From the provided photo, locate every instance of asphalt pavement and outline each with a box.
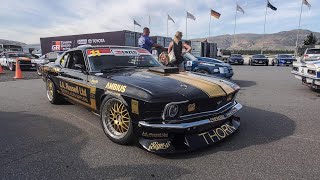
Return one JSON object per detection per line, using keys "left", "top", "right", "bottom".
{"left": 0, "top": 69, "right": 40, "bottom": 82}
{"left": 0, "top": 66, "right": 320, "bottom": 179}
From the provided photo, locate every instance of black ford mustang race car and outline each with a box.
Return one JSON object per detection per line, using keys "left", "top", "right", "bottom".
{"left": 42, "top": 45, "right": 242, "bottom": 154}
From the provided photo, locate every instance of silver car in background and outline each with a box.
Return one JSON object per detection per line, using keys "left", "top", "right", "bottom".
{"left": 302, "top": 48, "right": 320, "bottom": 62}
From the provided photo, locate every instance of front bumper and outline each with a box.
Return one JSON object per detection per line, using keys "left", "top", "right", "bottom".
{"left": 137, "top": 102, "right": 242, "bottom": 153}
{"left": 229, "top": 59, "right": 244, "bottom": 64}
{"left": 292, "top": 71, "right": 320, "bottom": 89}
{"left": 252, "top": 60, "right": 268, "bottom": 65}
{"left": 278, "top": 61, "right": 293, "bottom": 66}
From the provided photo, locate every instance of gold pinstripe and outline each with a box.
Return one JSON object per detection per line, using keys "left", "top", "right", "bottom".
{"left": 167, "top": 73, "right": 227, "bottom": 97}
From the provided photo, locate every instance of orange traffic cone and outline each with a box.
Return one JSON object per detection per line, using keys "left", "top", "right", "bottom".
{"left": 0, "top": 65, "right": 4, "bottom": 74}
{"left": 14, "top": 59, "right": 23, "bottom": 79}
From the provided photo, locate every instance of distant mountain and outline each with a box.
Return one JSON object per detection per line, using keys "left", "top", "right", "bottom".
{"left": 0, "top": 39, "right": 26, "bottom": 46}
{"left": 192, "top": 29, "right": 320, "bottom": 50}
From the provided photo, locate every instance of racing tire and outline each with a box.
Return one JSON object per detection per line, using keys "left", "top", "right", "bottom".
{"left": 8, "top": 62, "right": 15, "bottom": 71}
{"left": 265, "top": 62, "right": 268, "bottom": 66}
{"left": 46, "top": 78, "right": 64, "bottom": 104}
{"left": 196, "top": 69, "right": 210, "bottom": 74}
{"left": 100, "top": 97, "right": 134, "bottom": 145}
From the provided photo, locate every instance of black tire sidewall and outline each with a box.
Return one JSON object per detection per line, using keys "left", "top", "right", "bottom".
{"left": 100, "top": 97, "right": 134, "bottom": 145}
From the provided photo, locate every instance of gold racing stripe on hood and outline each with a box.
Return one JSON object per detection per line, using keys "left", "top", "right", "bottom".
{"left": 167, "top": 73, "right": 226, "bottom": 97}
{"left": 186, "top": 73, "right": 236, "bottom": 95}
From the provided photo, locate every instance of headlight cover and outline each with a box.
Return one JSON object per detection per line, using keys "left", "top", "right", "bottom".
{"left": 167, "top": 104, "right": 179, "bottom": 118}
{"left": 162, "top": 101, "right": 188, "bottom": 120}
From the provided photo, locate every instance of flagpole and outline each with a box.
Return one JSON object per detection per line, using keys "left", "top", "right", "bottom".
{"left": 233, "top": 4, "right": 238, "bottom": 54}
{"left": 295, "top": 0, "right": 304, "bottom": 57}
{"left": 209, "top": 12, "right": 211, "bottom": 41}
{"left": 262, "top": 1, "right": 268, "bottom": 54}
{"left": 186, "top": 12, "right": 188, "bottom": 40}
{"left": 167, "top": 14, "right": 169, "bottom": 37}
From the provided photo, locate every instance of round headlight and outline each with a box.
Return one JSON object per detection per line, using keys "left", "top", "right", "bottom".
{"left": 167, "top": 104, "right": 179, "bottom": 118}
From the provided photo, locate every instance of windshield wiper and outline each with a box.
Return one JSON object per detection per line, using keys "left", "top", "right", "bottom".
{"left": 137, "top": 65, "right": 156, "bottom": 68}
{"left": 100, "top": 66, "right": 136, "bottom": 72}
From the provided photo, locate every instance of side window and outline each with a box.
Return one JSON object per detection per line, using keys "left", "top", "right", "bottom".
{"left": 60, "top": 53, "right": 70, "bottom": 67}
{"left": 65, "top": 51, "right": 86, "bottom": 70}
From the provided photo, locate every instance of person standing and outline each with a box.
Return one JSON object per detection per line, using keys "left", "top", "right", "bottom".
{"left": 168, "top": 31, "right": 191, "bottom": 70}
{"left": 138, "top": 27, "right": 163, "bottom": 53}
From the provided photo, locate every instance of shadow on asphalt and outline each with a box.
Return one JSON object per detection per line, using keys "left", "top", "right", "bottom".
{"left": 163, "top": 106, "right": 296, "bottom": 159}
{"left": 232, "top": 80, "right": 256, "bottom": 88}
{"left": 0, "top": 111, "right": 190, "bottom": 179}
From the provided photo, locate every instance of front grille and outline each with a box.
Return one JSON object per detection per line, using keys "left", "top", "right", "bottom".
{"left": 18, "top": 61, "right": 31, "bottom": 65}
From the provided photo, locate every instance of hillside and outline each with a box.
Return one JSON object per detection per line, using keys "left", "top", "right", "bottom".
{"left": 193, "top": 29, "right": 320, "bottom": 50}
{"left": 0, "top": 39, "right": 26, "bottom": 46}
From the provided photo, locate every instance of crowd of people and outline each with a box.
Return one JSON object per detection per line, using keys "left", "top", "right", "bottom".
{"left": 138, "top": 27, "right": 191, "bottom": 71}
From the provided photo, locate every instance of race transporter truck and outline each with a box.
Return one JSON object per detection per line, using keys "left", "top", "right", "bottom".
{"left": 41, "top": 45, "right": 242, "bottom": 153}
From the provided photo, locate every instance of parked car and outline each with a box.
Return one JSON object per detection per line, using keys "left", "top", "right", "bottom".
{"left": 249, "top": 54, "right": 269, "bottom": 66}
{"left": 301, "top": 48, "right": 320, "bottom": 62}
{"left": 34, "top": 52, "right": 63, "bottom": 75}
{"left": 42, "top": 45, "right": 242, "bottom": 153}
{"left": 272, "top": 54, "right": 296, "bottom": 66}
{"left": 184, "top": 53, "right": 234, "bottom": 79}
{"left": 227, "top": 54, "right": 244, "bottom": 65}
{"left": 292, "top": 60, "right": 320, "bottom": 90}
{"left": 0, "top": 52, "right": 36, "bottom": 71}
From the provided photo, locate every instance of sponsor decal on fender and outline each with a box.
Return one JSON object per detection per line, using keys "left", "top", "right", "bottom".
{"left": 148, "top": 141, "right": 171, "bottom": 151}
{"left": 90, "top": 78, "right": 99, "bottom": 85}
{"left": 60, "top": 81, "right": 88, "bottom": 101}
{"left": 131, "top": 99, "right": 139, "bottom": 115}
{"left": 198, "top": 124, "right": 236, "bottom": 144}
{"left": 105, "top": 82, "right": 126, "bottom": 93}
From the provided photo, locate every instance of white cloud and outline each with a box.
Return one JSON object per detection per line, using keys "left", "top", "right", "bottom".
{"left": 0, "top": 0, "right": 319, "bottom": 44}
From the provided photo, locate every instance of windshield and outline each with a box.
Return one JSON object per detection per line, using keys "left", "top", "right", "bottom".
{"left": 306, "top": 49, "right": 320, "bottom": 54}
{"left": 253, "top": 55, "right": 266, "bottom": 58}
{"left": 89, "top": 55, "right": 161, "bottom": 72}
{"left": 231, "top": 54, "right": 242, "bottom": 57}
{"left": 278, "top": 55, "right": 292, "bottom": 58}
{"left": 8, "top": 53, "right": 33, "bottom": 58}
{"left": 183, "top": 53, "right": 197, "bottom": 61}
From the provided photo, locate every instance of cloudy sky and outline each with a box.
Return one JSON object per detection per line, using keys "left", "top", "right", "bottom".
{"left": 0, "top": 0, "right": 318, "bottom": 44}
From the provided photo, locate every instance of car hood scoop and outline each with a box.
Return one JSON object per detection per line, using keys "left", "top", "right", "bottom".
{"left": 148, "top": 66, "right": 179, "bottom": 74}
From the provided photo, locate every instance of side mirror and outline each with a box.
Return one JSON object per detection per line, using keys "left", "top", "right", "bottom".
{"left": 74, "top": 64, "right": 87, "bottom": 74}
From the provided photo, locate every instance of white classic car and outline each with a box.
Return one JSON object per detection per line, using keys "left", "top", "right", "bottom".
{"left": 292, "top": 60, "right": 320, "bottom": 90}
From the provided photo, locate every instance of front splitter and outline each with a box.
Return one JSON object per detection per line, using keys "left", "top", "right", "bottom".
{"left": 138, "top": 117, "right": 240, "bottom": 154}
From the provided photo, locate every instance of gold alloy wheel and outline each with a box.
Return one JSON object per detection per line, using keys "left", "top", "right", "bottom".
{"left": 103, "top": 99, "right": 131, "bottom": 139}
{"left": 46, "top": 79, "right": 54, "bottom": 101}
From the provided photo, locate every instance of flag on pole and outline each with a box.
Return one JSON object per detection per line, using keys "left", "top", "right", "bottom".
{"left": 303, "top": 0, "right": 311, "bottom": 9}
{"left": 210, "top": 9, "right": 221, "bottom": 19}
{"left": 168, "top": 14, "right": 175, "bottom": 23}
{"left": 187, "top": 12, "right": 196, "bottom": 20}
{"left": 134, "top": 20, "right": 141, "bottom": 27}
{"left": 236, "top": 4, "right": 245, "bottom": 14}
{"left": 267, "top": 1, "right": 277, "bottom": 11}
